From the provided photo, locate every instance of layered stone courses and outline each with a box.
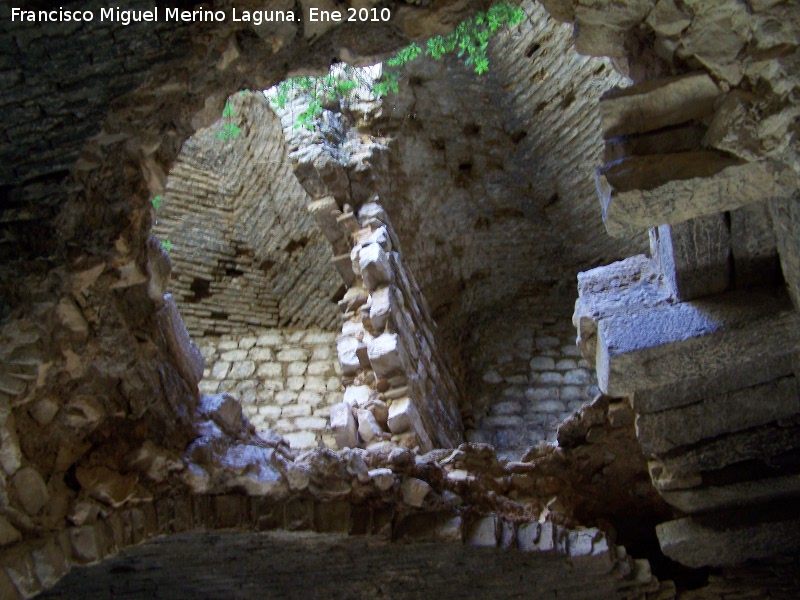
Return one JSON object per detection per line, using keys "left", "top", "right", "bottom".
{"left": 567, "top": 0, "right": 800, "bottom": 567}
{"left": 197, "top": 328, "right": 342, "bottom": 450}
{"left": 328, "top": 202, "right": 464, "bottom": 453}
{"left": 468, "top": 314, "right": 599, "bottom": 460}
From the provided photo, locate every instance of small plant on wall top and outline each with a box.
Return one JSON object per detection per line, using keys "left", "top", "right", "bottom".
{"left": 151, "top": 194, "right": 172, "bottom": 253}
{"left": 267, "top": 1, "right": 525, "bottom": 130}
{"left": 216, "top": 101, "right": 242, "bottom": 140}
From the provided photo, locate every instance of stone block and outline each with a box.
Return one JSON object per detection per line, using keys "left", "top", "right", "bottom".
{"left": 312, "top": 345, "right": 332, "bottom": 360}
{"left": 633, "top": 352, "right": 794, "bottom": 414}
{"left": 12, "top": 467, "right": 49, "bottom": 515}
{"left": 491, "top": 400, "right": 522, "bottom": 415}
{"left": 555, "top": 359, "right": 577, "bottom": 370}
{"left": 287, "top": 362, "right": 307, "bottom": 376}
{"left": 636, "top": 376, "right": 799, "bottom": 455}
{"left": 337, "top": 336, "right": 361, "bottom": 376}
{"left": 286, "top": 377, "right": 304, "bottom": 391}
{"left": 211, "top": 361, "right": 230, "bottom": 380}
{"left": 530, "top": 357, "right": 556, "bottom": 371}
{"left": 468, "top": 514, "right": 498, "bottom": 547}
{"left": 256, "top": 362, "right": 282, "bottom": 378}
{"left": 282, "top": 405, "right": 312, "bottom": 418}
{"left": 221, "top": 349, "right": 247, "bottom": 362}
{"left": 307, "top": 361, "right": 332, "bottom": 376}
{"left": 369, "top": 285, "right": 396, "bottom": 333}
{"left": 297, "top": 391, "right": 323, "bottom": 407}
{"left": 274, "top": 391, "right": 298, "bottom": 405}
{"left": 277, "top": 348, "right": 309, "bottom": 362}
{"left": 239, "top": 337, "right": 257, "bottom": 350}
{"left": 219, "top": 340, "right": 239, "bottom": 351}
{"left": 229, "top": 361, "right": 255, "bottom": 379}
{"left": 599, "top": 160, "right": 797, "bottom": 238}
{"left": 367, "top": 333, "right": 409, "bottom": 378}
{"left": 596, "top": 288, "right": 800, "bottom": 397}
{"left": 401, "top": 477, "right": 430, "bottom": 507}
{"left": 599, "top": 73, "right": 720, "bottom": 139}
{"left": 303, "top": 377, "right": 327, "bottom": 393}
{"left": 657, "top": 514, "right": 800, "bottom": 568}
{"left": 564, "top": 369, "right": 591, "bottom": 385}
{"left": 650, "top": 212, "right": 732, "bottom": 301}
{"left": 256, "top": 332, "right": 282, "bottom": 346}
{"left": 199, "top": 393, "right": 242, "bottom": 435}
{"left": 260, "top": 406, "right": 281, "bottom": 420}
{"left": 358, "top": 243, "right": 392, "bottom": 291}
{"left": 343, "top": 385, "right": 371, "bottom": 408}
{"left": 387, "top": 397, "right": 420, "bottom": 434}
{"left": 283, "top": 431, "right": 318, "bottom": 449}
{"left": 357, "top": 409, "right": 384, "bottom": 443}
{"left": 295, "top": 416, "right": 327, "bottom": 431}
{"left": 536, "top": 400, "right": 566, "bottom": 413}
{"left": 660, "top": 473, "right": 800, "bottom": 514}
{"left": 330, "top": 403, "right": 357, "bottom": 449}
{"left": 368, "top": 468, "right": 395, "bottom": 491}
{"left": 537, "top": 372, "right": 564, "bottom": 386}
{"left": 526, "top": 387, "right": 560, "bottom": 402}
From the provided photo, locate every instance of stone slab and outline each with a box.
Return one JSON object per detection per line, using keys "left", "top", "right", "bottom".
{"left": 632, "top": 352, "right": 794, "bottom": 414}
{"left": 599, "top": 160, "right": 797, "bottom": 238}
{"left": 599, "top": 72, "right": 720, "bottom": 138}
{"left": 659, "top": 473, "right": 800, "bottom": 513}
{"left": 596, "top": 287, "right": 800, "bottom": 397}
{"left": 636, "top": 376, "right": 799, "bottom": 455}
{"left": 657, "top": 514, "right": 800, "bottom": 568}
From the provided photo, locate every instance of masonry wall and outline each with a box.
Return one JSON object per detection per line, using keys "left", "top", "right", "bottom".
{"left": 197, "top": 328, "right": 343, "bottom": 450}
{"left": 465, "top": 288, "right": 599, "bottom": 460}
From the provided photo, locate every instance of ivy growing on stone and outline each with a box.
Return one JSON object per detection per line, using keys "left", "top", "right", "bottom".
{"left": 268, "top": 1, "right": 525, "bottom": 130}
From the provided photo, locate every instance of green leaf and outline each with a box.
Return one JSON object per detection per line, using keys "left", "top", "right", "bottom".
{"left": 161, "top": 239, "right": 172, "bottom": 253}
{"left": 151, "top": 195, "right": 162, "bottom": 210}
{"left": 222, "top": 102, "right": 235, "bottom": 118}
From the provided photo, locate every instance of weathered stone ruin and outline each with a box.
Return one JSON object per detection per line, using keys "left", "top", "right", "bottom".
{"left": 1, "top": 0, "right": 800, "bottom": 597}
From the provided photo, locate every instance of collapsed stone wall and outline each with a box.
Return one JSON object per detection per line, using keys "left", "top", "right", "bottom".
{"left": 197, "top": 328, "right": 343, "bottom": 450}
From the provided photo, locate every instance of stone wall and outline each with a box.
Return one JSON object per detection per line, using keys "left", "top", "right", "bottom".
{"left": 330, "top": 202, "right": 464, "bottom": 453}
{"left": 152, "top": 92, "right": 341, "bottom": 337}
{"left": 197, "top": 328, "right": 343, "bottom": 450}
{"left": 466, "top": 298, "right": 598, "bottom": 460}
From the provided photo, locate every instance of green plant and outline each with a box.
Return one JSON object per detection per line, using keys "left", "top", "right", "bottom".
{"left": 216, "top": 101, "right": 242, "bottom": 140}
{"left": 269, "top": 1, "right": 525, "bottom": 130}
{"left": 151, "top": 194, "right": 172, "bottom": 253}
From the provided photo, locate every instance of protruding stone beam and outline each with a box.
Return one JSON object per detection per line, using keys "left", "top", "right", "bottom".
{"left": 598, "top": 73, "right": 720, "bottom": 139}
{"left": 650, "top": 419, "right": 800, "bottom": 478}
{"left": 573, "top": 255, "right": 675, "bottom": 365}
{"left": 658, "top": 473, "right": 800, "bottom": 514}
{"left": 632, "top": 352, "right": 795, "bottom": 414}
{"left": 649, "top": 212, "right": 732, "bottom": 301}
{"left": 635, "top": 376, "right": 799, "bottom": 456}
{"left": 595, "top": 287, "right": 800, "bottom": 397}
{"left": 656, "top": 511, "right": 800, "bottom": 568}
{"left": 598, "top": 160, "right": 797, "bottom": 238}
